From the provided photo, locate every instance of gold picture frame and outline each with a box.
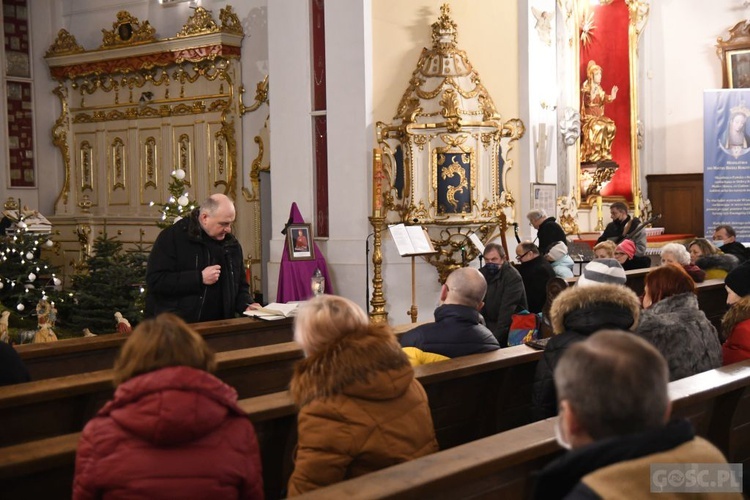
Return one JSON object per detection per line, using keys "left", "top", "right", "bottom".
{"left": 718, "top": 21, "right": 750, "bottom": 88}
{"left": 287, "top": 223, "right": 315, "bottom": 261}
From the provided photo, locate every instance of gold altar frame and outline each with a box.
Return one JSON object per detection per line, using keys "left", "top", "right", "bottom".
{"left": 570, "top": 0, "right": 649, "bottom": 209}
{"left": 717, "top": 22, "right": 750, "bottom": 89}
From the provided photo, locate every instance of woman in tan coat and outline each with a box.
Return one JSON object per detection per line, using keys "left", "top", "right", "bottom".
{"left": 287, "top": 295, "right": 438, "bottom": 496}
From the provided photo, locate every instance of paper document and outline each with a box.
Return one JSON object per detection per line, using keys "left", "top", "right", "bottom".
{"left": 388, "top": 224, "right": 436, "bottom": 256}
{"left": 244, "top": 302, "right": 299, "bottom": 319}
{"left": 468, "top": 232, "right": 485, "bottom": 254}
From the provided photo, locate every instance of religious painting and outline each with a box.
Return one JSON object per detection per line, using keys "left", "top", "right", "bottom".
{"left": 287, "top": 223, "right": 314, "bottom": 261}
{"left": 727, "top": 49, "right": 750, "bottom": 89}
{"left": 432, "top": 146, "right": 475, "bottom": 215}
{"left": 718, "top": 22, "right": 750, "bottom": 89}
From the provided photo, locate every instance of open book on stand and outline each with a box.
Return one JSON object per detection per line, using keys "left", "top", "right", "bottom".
{"left": 388, "top": 223, "right": 437, "bottom": 256}
{"left": 244, "top": 302, "right": 300, "bottom": 320}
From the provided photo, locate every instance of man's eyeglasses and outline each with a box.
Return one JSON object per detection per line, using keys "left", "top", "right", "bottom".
{"left": 516, "top": 250, "right": 531, "bottom": 262}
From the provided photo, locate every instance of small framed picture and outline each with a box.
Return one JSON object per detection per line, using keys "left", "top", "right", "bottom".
{"left": 287, "top": 223, "right": 315, "bottom": 261}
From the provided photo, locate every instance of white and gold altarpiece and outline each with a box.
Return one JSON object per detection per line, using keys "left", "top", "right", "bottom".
{"left": 44, "top": 7, "right": 265, "bottom": 287}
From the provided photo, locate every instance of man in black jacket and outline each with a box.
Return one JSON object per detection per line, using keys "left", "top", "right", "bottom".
{"left": 596, "top": 201, "right": 647, "bottom": 256}
{"left": 400, "top": 267, "right": 500, "bottom": 359}
{"left": 145, "top": 194, "right": 259, "bottom": 323}
{"left": 713, "top": 224, "right": 750, "bottom": 264}
{"left": 479, "top": 243, "right": 527, "bottom": 346}
{"left": 514, "top": 242, "right": 556, "bottom": 314}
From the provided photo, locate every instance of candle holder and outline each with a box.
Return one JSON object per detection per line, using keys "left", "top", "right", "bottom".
{"left": 595, "top": 217, "right": 604, "bottom": 231}
{"left": 368, "top": 215, "right": 388, "bottom": 324}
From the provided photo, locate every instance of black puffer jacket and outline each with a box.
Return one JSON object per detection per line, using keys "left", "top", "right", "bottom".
{"left": 531, "top": 284, "right": 641, "bottom": 421}
{"left": 145, "top": 209, "right": 252, "bottom": 323}
{"left": 400, "top": 304, "right": 500, "bottom": 358}
{"left": 479, "top": 261, "right": 527, "bottom": 346}
{"left": 516, "top": 256, "right": 556, "bottom": 314}
{"left": 696, "top": 252, "right": 739, "bottom": 277}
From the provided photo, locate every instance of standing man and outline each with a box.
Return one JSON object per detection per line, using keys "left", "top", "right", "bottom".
{"left": 479, "top": 243, "right": 527, "bottom": 346}
{"left": 515, "top": 242, "right": 556, "bottom": 314}
{"left": 713, "top": 224, "right": 750, "bottom": 263}
{"left": 146, "top": 194, "right": 259, "bottom": 323}
{"left": 596, "top": 201, "right": 647, "bottom": 257}
{"left": 527, "top": 209, "right": 574, "bottom": 278}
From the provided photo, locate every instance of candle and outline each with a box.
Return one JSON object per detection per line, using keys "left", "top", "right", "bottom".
{"left": 373, "top": 149, "right": 383, "bottom": 217}
{"left": 596, "top": 195, "right": 603, "bottom": 219}
{"left": 633, "top": 193, "right": 641, "bottom": 218}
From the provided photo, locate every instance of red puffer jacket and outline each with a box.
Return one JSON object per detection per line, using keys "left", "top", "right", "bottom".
{"left": 73, "top": 366, "right": 263, "bottom": 499}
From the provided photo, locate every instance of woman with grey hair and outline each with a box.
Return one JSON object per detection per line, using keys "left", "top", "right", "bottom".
{"left": 660, "top": 242, "right": 705, "bottom": 282}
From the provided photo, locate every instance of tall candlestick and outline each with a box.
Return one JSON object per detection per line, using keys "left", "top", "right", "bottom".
{"left": 596, "top": 195, "right": 603, "bottom": 219}
{"left": 372, "top": 149, "right": 383, "bottom": 217}
{"left": 633, "top": 193, "right": 641, "bottom": 218}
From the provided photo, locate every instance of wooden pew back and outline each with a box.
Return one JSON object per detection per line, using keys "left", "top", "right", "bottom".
{"left": 16, "top": 317, "right": 295, "bottom": 380}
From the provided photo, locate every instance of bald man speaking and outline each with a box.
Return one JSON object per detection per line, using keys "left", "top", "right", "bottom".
{"left": 146, "top": 194, "right": 259, "bottom": 323}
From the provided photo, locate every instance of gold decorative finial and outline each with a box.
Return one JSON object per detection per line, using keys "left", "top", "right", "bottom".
{"left": 431, "top": 3, "right": 458, "bottom": 49}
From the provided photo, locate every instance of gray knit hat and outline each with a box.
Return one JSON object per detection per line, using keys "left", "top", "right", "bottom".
{"left": 577, "top": 258, "right": 627, "bottom": 287}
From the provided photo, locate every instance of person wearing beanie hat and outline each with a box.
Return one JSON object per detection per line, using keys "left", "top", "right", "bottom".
{"left": 577, "top": 259, "right": 627, "bottom": 287}
{"left": 614, "top": 239, "right": 651, "bottom": 271}
{"left": 721, "top": 263, "right": 750, "bottom": 365}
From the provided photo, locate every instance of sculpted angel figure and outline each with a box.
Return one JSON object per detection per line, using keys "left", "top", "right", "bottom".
{"left": 581, "top": 60, "right": 618, "bottom": 163}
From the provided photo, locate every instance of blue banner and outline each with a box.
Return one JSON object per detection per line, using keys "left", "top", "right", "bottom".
{"left": 704, "top": 90, "right": 750, "bottom": 242}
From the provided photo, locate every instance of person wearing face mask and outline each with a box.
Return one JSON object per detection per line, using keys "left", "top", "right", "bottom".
{"left": 596, "top": 201, "right": 647, "bottom": 257}
{"left": 534, "top": 330, "right": 736, "bottom": 500}
{"left": 721, "top": 264, "right": 750, "bottom": 365}
{"left": 478, "top": 243, "right": 527, "bottom": 346}
{"left": 712, "top": 224, "right": 750, "bottom": 264}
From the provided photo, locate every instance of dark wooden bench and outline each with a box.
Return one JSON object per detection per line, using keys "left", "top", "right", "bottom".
{"left": 0, "top": 345, "right": 543, "bottom": 500}
{"left": 0, "top": 322, "right": 422, "bottom": 448}
{"left": 292, "top": 360, "right": 750, "bottom": 499}
{"left": 16, "top": 317, "right": 295, "bottom": 380}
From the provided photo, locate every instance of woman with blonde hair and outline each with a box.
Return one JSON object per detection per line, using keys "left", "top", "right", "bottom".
{"left": 687, "top": 237, "right": 738, "bottom": 279}
{"left": 73, "top": 313, "right": 263, "bottom": 499}
{"left": 288, "top": 295, "right": 438, "bottom": 495}
{"left": 593, "top": 240, "right": 616, "bottom": 259}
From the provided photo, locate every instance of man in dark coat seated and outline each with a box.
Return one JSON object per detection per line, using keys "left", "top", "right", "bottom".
{"left": 713, "top": 224, "right": 750, "bottom": 264}
{"left": 534, "top": 331, "right": 737, "bottom": 499}
{"left": 596, "top": 201, "right": 647, "bottom": 257}
{"left": 514, "top": 242, "right": 555, "bottom": 314}
{"left": 478, "top": 243, "right": 527, "bottom": 346}
{"left": 400, "top": 267, "right": 500, "bottom": 361}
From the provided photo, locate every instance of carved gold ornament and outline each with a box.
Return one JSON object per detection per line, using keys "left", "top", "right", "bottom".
{"left": 46, "top": 30, "right": 85, "bottom": 57}
{"left": 101, "top": 11, "right": 156, "bottom": 48}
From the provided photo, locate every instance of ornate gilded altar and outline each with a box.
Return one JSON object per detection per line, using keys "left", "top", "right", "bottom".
{"left": 371, "top": 4, "right": 524, "bottom": 313}
{"left": 44, "top": 7, "right": 257, "bottom": 283}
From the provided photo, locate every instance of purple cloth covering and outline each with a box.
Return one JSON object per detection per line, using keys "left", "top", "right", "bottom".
{"left": 277, "top": 203, "right": 333, "bottom": 302}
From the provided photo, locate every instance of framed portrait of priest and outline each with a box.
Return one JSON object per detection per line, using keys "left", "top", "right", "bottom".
{"left": 287, "top": 223, "right": 315, "bottom": 261}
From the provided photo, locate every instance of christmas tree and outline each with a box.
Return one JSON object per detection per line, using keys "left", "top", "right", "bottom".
{"left": 151, "top": 168, "right": 196, "bottom": 228}
{"left": 62, "top": 233, "right": 147, "bottom": 334}
{"left": 0, "top": 216, "right": 63, "bottom": 319}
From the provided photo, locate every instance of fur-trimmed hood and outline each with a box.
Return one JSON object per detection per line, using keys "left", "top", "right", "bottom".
{"left": 721, "top": 295, "right": 750, "bottom": 341}
{"left": 290, "top": 325, "right": 412, "bottom": 408}
{"left": 550, "top": 283, "right": 641, "bottom": 334}
{"left": 696, "top": 253, "right": 739, "bottom": 273}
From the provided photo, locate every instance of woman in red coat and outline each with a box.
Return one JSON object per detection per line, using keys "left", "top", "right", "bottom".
{"left": 73, "top": 313, "right": 264, "bottom": 499}
{"left": 722, "top": 264, "right": 750, "bottom": 365}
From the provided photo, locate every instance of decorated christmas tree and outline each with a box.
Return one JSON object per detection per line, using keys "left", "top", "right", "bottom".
{"left": 151, "top": 168, "right": 197, "bottom": 228}
{"left": 0, "top": 211, "right": 63, "bottom": 319}
{"left": 62, "top": 233, "right": 147, "bottom": 334}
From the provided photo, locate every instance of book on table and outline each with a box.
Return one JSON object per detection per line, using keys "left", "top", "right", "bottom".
{"left": 244, "top": 302, "right": 300, "bottom": 320}
{"left": 388, "top": 223, "right": 437, "bottom": 257}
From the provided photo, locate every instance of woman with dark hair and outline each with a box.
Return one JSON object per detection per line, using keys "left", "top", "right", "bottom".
{"left": 73, "top": 313, "right": 263, "bottom": 499}
{"left": 687, "top": 237, "right": 738, "bottom": 279}
{"left": 288, "top": 295, "right": 438, "bottom": 495}
{"left": 722, "top": 264, "right": 750, "bottom": 365}
{"left": 636, "top": 265, "right": 722, "bottom": 380}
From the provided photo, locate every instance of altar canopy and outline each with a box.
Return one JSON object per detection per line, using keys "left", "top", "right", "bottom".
{"left": 276, "top": 203, "right": 333, "bottom": 302}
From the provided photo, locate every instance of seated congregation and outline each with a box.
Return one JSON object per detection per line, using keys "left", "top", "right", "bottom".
{"left": 3, "top": 232, "right": 750, "bottom": 498}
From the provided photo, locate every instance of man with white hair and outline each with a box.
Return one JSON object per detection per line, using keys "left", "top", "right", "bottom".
{"left": 534, "top": 330, "right": 737, "bottom": 499}
{"left": 400, "top": 267, "right": 500, "bottom": 362}
{"left": 527, "top": 209, "right": 574, "bottom": 278}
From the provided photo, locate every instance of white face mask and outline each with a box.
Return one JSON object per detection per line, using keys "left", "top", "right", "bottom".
{"left": 554, "top": 416, "right": 572, "bottom": 450}
{"left": 714, "top": 239, "right": 725, "bottom": 248}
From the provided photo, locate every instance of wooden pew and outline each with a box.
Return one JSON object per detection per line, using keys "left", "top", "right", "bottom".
{"left": 0, "top": 322, "right": 422, "bottom": 448}
{"left": 0, "top": 345, "right": 543, "bottom": 500}
{"left": 16, "top": 317, "right": 295, "bottom": 380}
{"left": 0, "top": 341, "right": 304, "bottom": 448}
{"left": 291, "top": 360, "right": 750, "bottom": 499}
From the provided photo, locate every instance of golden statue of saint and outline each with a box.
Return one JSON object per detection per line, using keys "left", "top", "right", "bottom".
{"left": 581, "top": 60, "right": 618, "bottom": 163}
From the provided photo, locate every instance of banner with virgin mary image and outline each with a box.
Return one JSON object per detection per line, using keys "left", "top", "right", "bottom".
{"left": 704, "top": 89, "right": 750, "bottom": 241}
